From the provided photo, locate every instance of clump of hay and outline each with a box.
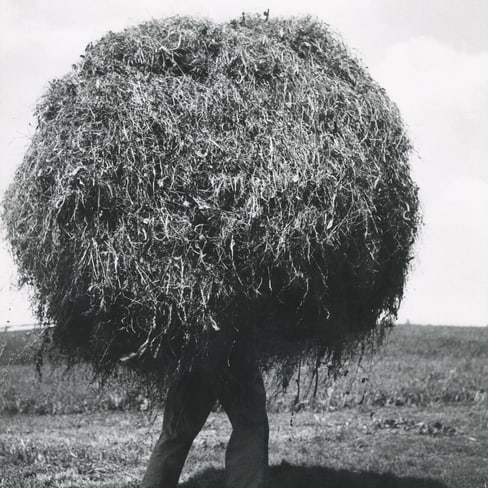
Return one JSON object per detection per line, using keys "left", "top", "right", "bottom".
{"left": 2, "top": 15, "right": 419, "bottom": 381}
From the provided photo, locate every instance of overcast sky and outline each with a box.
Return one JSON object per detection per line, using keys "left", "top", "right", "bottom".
{"left": 1, "top": 0, "right": 487, "bottom": 327}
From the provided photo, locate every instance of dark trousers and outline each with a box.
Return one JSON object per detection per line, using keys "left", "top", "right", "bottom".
{"left": 141, "top": 348, "right": 269, "bottom": 488}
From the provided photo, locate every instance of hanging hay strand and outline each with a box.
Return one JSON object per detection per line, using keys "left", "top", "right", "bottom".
{"left": 2, "top": 15, "right": 420, "bottom": 380}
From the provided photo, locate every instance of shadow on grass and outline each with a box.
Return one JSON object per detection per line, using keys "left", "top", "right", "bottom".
{"left": 180, "top": 461, "right": 447, "bottom": 488}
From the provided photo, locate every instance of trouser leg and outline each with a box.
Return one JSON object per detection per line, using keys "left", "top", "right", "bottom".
{"left": 141, "top": 366, "right": 217, "bottom": 488}
{"left": 219, "top": 351, "right": 269, "bottom": 488}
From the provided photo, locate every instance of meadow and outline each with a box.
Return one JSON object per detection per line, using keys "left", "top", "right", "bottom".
{"left": 1, "top": 324, "right": 487, "bottom": 487}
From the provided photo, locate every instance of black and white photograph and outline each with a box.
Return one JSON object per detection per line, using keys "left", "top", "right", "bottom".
{"left": 1, "top": 1, "right": 487, "bottom": 487}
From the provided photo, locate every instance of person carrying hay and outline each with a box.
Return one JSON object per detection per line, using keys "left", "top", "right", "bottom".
{"left": 142, "top": 339, "right": 269, "bottom": 488}
{"left": 2, "top": 15, "right": 419, "bottom": 488}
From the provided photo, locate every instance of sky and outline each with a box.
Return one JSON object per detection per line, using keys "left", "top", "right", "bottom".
{"left": 0, "top": 0, "right": 487, "bottom": 327}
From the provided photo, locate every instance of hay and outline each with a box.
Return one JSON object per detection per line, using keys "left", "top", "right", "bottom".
{"left": 2, "top": 15, "right": 419, "bottom": 379}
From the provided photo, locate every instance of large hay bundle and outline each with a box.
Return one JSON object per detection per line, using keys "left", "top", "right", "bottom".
{"left": 3, "top": 15, "right": 419, "bottom": 378}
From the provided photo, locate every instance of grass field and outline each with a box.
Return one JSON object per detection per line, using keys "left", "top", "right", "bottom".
{"left": 1, "top": 324, "right": 487, "bottom": 487}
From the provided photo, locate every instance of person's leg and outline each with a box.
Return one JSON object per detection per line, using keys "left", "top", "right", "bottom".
{"left": 141, "top": 365, "right": 217, "bottom": 488}
{"left": 218, "top": 348, "right": 269, "bottom": 488}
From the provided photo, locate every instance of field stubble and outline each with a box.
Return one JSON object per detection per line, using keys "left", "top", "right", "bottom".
{"left": 1, "top": 325, "right": 487, "bottom": 487}
{"left": 1, "top": 406, "right": 487, "bottom": 487}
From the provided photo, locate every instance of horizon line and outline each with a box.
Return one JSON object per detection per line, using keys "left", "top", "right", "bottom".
{"left": 1, "top": 322, "right": 486, "bottom": 333}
